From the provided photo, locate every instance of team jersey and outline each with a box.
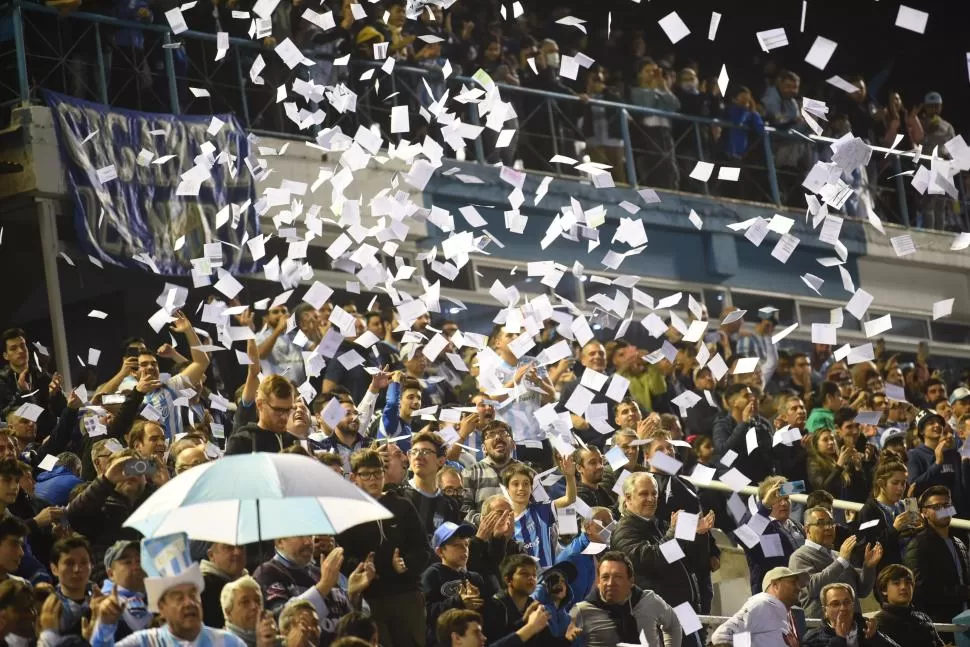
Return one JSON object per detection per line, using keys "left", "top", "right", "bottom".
{"left": 513, "top": 501, "right": 559, "bottom": 568}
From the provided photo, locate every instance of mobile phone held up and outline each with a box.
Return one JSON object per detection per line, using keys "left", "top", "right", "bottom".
{"left": 779, "top": 480, "right": 806, "bottom": 496}
{"left": 123, "top": 458, "right": 158, "bottom": 478}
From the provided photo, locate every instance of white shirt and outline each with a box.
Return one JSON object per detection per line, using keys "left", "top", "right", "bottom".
{"left": 710, "top": 592, "right": 794, "bottom": 647}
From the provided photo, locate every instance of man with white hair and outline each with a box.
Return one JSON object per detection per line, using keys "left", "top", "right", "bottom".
{"left": 610, "top": 472, "right": 713, "bottom": 644}
{"left": 221, "top": 576, "right": 263, "bottom": 647}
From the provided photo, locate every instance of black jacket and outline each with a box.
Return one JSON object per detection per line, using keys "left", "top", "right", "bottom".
{"left": 904, "top": 526, "right": 970, "bottom": 623}
{"left": 873, "top": 605, "right": 945, "bottom": 647}
{"left": 336, "top": 490, "right": 431, "bottom": 600}
{"left": 403, "top": 484, "right": 462, "bottom": 543}
{"left": 711, "top": 413, "right": 774, "bottom": 484}
{"left": 468, "top": 535, "right": 523, "bottom": 598}
{"left": 652, "top": 473, "right": 719, "bottom": 572}
{"left": 225, "top": 424, "right": 300, "bottom": 455}
{"left": 855, "top": 498, "right": 912, "bottom": 575}
{"left": 65, "top": 477, "right": 155, "bottom": 583}
{"left": 420, "top": 563, "right": 487, "bottom": 646}
{"left": 575, "top": 482, "right": 616, "bottom": 515}
{"left": 802, "top": 613, "right": 901, "bottom": 647}
{"left": 609, "top": 513, "right": 699, "bottom": 610}
{"left": 0, "top": 364, "right": 66, "bottom": 438}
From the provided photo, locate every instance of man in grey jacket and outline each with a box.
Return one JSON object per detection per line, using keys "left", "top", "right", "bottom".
{"left": 570, "top": 551, "right": 682, "bottom": 647}
{"left": 788, "top": 507, "right": 882, "bottom": 617}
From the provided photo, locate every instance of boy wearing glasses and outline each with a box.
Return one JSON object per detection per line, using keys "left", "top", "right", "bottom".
{"left": 404, "top": 432, "right": 462, "bottom": 542}
{"left": 339, "top": 449, "right": 431, "bottom": 647}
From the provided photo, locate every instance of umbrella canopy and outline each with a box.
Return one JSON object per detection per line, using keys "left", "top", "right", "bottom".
{"left": 124, "top": 453, "right": 392, "bottom": 544}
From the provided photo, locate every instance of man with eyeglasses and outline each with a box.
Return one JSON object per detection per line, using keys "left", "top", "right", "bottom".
{"left": 461, "top": 422, "right": 521, "bottom": 525}
{"left": 339, "top": 449, "right": 431, "bottom": 647}
{"left": 404, "top": 432, "right": 462, "bottom": 542}
{"left": 904, "top": 485, "right": 970, "bottom": 633}
{"left": 226, "top": 375, "right": 301, "bottom": 455}
{"left": 789, "top": 507, "right": 881, "bottom": 618}
{"left": 802, "top": 583, "right": 898, "bottom": 647}
{"left": 255, "top": 304, "right": 306, "bottom": 386}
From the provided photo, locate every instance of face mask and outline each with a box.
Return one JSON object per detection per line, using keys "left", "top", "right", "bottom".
{"left": 545, "top": 52, "right": 560, "bottom": 68}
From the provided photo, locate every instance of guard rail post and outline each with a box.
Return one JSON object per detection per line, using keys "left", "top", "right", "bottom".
{"left": 234, "top": 49, "right": 251, "bottom": 127}
{"left": 162, "top": 32, "right": 180, "bottom": 115}
{"left": 892, "top": 155, "right": 910, "bottom": 228}
{"left": 93, "top": 23, "right": 109, "bottom": 104}
{"left": 763, "top": 129, "right": 782, "bottom": 205}
{"left": 13, "top": 0, "right": 30, "bottom": 104}
{"left": 619, "top": 107, "right": 637, "bottom": 188}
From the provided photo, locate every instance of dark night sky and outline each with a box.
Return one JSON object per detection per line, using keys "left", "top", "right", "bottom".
{"left": 527, "top": 0, "right": 966, "bottom": 134}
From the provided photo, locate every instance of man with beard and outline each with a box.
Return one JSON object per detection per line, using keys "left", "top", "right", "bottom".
{"left": 569, "top": 551, "right": 682, "bottom": 647}
{"left": 317, "top": 394, "right": 368, "bottom": 475}
{"left": 462, "top": 422, "right": 521, "bottom": 525}
{"left": 131, "top": 310, "right": 210, "bottom": 440}
{"left": 88, "top": 534, "right": 245, "bottom": 647}
{"left": 773, "top": 393, "right": 810, "bottom": 520}
{"left": 200, "top": 543, "right": 247, "bottom": 627}
{"left": 446, "top": 396, "right": 495, "bottom": 467}
{"left": 405, "top": 432, "right": 462, "bottom": 542}
{"left": 573, "top": 447, "right": 616, "bottom": 511}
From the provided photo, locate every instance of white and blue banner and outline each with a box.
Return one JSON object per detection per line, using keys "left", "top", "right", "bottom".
{"left": 44, "top": 90, "right": 260, "bottom": 275}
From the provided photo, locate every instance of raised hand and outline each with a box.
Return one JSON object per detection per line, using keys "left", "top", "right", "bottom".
{"left": 392, "top": 547, "right": 407, "bottom": 574}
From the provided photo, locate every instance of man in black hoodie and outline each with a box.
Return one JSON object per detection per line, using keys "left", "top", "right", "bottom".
{"left": 573, "top": 448, "right": 616, "bottom": 513}
{"left": 225, "top": 375, "right": 307, "bottom": 455}
{"left": 338, "top": 448, "right": 431, "bottom": 647}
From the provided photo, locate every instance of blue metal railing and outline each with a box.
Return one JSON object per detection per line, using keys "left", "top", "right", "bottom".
{"left": 4, "top": 0, "right": 968, "bottom": 230}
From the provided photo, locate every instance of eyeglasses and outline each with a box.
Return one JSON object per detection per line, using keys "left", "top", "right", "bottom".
{"left": 825, "top": 599, "right": 854, "bottom": 608}
{"left": 442, "top": 487, "right": 467, "bottom": 497}
{"left": 485, "top": 431, "right": 511, "bottom": 440}
{"left": 809, "top": 520, "right": 836, "bottom": 528}
{"left": 264, "top": 404, "right": 294, "bottom": 416}
{"left": 923, "top": 502, "right": 951, "bottom": 511}
{"left": 409, "top": 448, "right": 437, "bottom": 457}
{"left": 354, "top": 470, "right": 384, "bottom": 480}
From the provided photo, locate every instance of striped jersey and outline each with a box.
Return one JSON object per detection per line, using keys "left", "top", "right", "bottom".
{"left": 513, "top": 502, "right": 558, "bottom": 568}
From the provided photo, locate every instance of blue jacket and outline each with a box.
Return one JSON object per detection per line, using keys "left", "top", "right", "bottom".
{"left": 115, "top": 0, "right": 153, "bottom": 49}
{"left": 907, "top": 443, "right": 969, "bottom": 515}
{"left": 721, "top": 104, "right": 765, "bottom": 159}
{"left": 552, "top": 534, "right": 596, "bottom": 605}
{"left": 380, "top": 381, "right": 413, "bottom": 452}
{"left": 533, "top": 578, "right": 576, "bottom": 642}
{"left": 35, "top": 467, "right": 84, "bottom": 506}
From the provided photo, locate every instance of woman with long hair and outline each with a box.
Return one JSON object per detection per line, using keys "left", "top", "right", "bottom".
{"left": 855, "top": 460, "right": 922, "bottom": 577}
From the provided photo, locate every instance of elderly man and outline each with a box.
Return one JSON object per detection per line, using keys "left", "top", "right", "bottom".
{"left": 569, "top": 551, "right": 681, "bottom": 647}
{"left": 201, "top": 543, "right": 247, "bottom": 627}
{"left": 220, "top": 575, "right": 263, "bottom": 647}
{"left": 711, "top": 566, "right": 807, "bottom": 647}
{"left": 802, "top": 583, "right": 899, "bottom": 647}
{"left": 789, "top": 506, "right": 881, "bottom": 617}
{"left": 88, "top": 533, "right": 246, "bottom": 647}
{"left": 467, "top": 494, "right": 520, "bottom": 597}
{"left": 610, "top": 472, "right": 713, "bottom": 647}
{"left": 175, "top": 447, "right": 208, "bottom": 475}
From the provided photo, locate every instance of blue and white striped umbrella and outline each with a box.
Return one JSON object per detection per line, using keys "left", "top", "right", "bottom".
{"left": 124, "top": 453, "right": 392, "bottom": 545}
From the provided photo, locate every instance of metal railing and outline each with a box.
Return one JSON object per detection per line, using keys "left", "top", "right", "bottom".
{"left": 3, "top": 0, "right": 968, "bottom": 230}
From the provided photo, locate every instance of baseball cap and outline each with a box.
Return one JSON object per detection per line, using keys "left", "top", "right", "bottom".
{"left": 432, "top": 522, "right": 475, "bottom": 550}
{"left": 762, "top": 566, "right": 810, "bottom": 591}
{"left": 915, "top": 409, "right": 945, "bottom": 433}
{"left": 540, "top": 561, "right": 577, "bottom": 584}
{"left": 879, "top": 427, "right": 906, "bottom": 448}
{"left": 103, "top": 540, "right": 140, "bottom": 572}
{"left": 924, "top": 91, "right": 943, "bottom": 105}
{"left": 949, "top": 387, "right": 970, "bottom": 405}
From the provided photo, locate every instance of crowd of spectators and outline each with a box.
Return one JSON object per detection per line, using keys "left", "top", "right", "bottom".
{"left": 13, "top": 0, "right": 968, "bottom": 230}
{"left": 3, "top": 289, "right": 970, "bottom": 647}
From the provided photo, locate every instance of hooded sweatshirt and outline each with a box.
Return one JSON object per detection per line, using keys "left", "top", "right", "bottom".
{"left": 35, "top": 467, "right": 84, "bottom": 507}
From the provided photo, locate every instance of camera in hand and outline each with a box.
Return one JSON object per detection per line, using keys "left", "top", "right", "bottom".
{"left": 123, "top": 458, "right": 158, "bottom": 477}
